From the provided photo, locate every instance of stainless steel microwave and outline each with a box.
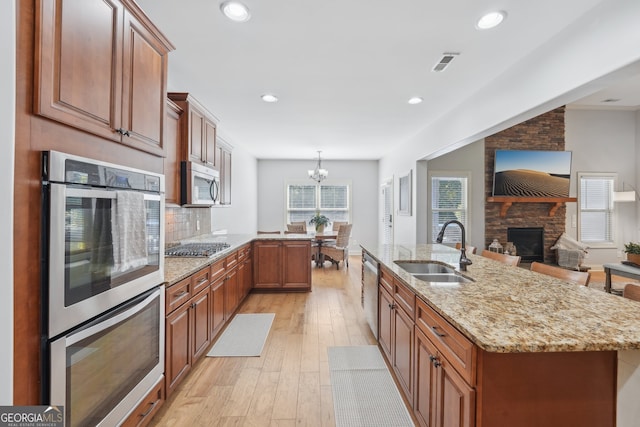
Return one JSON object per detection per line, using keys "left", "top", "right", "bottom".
{"left": 181, "top": 161, "right": 220, "bottom": 206}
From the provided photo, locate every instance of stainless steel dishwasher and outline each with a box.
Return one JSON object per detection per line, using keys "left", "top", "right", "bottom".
{"left": 362, "top": 252, "right": 379, "bottom": 339}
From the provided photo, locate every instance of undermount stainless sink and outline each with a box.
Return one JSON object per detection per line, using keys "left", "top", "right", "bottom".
{"left": 412, "top": 273, "right": 473, "bottom": 283}
{"left": 394, "top": 261, "right": 456, "bottom": 275}
{"left": 394, "top": 261, "right": 474, "bottom": 283}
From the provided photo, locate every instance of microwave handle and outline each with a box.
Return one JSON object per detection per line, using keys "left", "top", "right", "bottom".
{"left": 210, "top": 179, "right": 219, "bottom": 203}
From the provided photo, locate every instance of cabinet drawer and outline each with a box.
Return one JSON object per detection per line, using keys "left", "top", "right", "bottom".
{"left": 237, "top": 244, "right": 250, "bottom": 261}
{"left": 415, "top": 298, "right": 476, "bottom": 384}
{"left": 209, "top": 258, "right": 226, "bottom": 282}
{"left": 394, "top": 280, "right": 416, "bottom": 320}
{"left": 379, "top": 265, "right": 394, "bottom": 294}
{"left": 166, "top": 277, "right": 191, "bottom": 314}
{"left": 191, "top": 267, "right": 211, "bottom": 295}
{"left": 120, "top": 376, "right": 165, "bottom": 427}
{"left": 226, "top": 251, "right": 238, "bottom": 269}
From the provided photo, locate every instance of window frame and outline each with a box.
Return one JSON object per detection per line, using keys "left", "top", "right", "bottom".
{"left": 577, "top": 172, "right": 617, "bottom": 248}
{"left": 285, "top": 179, "right": 352, "bottom": 227}
{"left": 428, "top": 171, "right": 471, "bottom": 244}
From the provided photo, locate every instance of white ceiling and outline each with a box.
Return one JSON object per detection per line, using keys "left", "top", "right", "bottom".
{"left": 135, "top": 0, "right": 638, "bottom": 160}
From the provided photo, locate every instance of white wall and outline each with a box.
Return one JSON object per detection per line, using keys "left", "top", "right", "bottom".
{"left": 379, "top": 0, "right": 640, "bottom": 246}
{"left": 210, "top": 145, "right": 258, "bottom": 233}
{"left": 565, "top": 108, "right": 639, "bottom": 267}
{"left": 426, "top": 140, "right": 486, "bottom": 248}
{"left": 257, "top": 159, "right": 379, "bottom": 251}
{"left": 1, "top": 0, "right": 15, "bottom": 404}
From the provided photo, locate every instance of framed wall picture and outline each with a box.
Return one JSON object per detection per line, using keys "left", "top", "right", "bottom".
{"left": 398, "top": 170, "right": 412, "bottom": 216}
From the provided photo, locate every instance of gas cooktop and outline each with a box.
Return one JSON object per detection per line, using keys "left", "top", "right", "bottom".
{"left": 165, "top": 242, "right": 231, "bottom": 257}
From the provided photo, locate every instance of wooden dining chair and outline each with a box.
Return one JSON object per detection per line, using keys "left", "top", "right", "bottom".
{"left": 332, "top": 221, "right": 347, "bottom": 232}
{"left": 530, "top": 262, "right": 591, "bottom": 286}
{"left": 623, "top": 283, "right": 640, "bottom": 302}
{"left": 455, "top": 242, "right": 477, "bottom": 255}
{"left": 286, "top": 223, "right": 306, "bottom": 233}
{"left": 289, "top": 221, "right": 307, "bottom": 232}
{"left": 319, "top": 224, "right": 352, "bottom": 269}
{"left": 480, "top": 250, "right": 521, "bottom": 266}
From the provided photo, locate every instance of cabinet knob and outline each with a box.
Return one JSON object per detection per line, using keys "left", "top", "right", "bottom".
{"left": 433, "top": 360, "right": 442, "bottom": 368}
{"left": 116, "top": 128, "right": 131, "bottom": 136}
{"left": 429, "top": 355, "right": 436, "bottom": 362}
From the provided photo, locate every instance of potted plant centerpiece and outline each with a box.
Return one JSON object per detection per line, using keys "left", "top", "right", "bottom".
{"left": 309, "top": 213, "right": 330, "bottom": 233}
{"left": 624, "top": 242, "right": 640, "bottom": 265}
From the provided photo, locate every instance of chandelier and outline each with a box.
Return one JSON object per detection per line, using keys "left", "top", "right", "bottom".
{"left": 308, "top": 150, "right": 328, "bottom": 183}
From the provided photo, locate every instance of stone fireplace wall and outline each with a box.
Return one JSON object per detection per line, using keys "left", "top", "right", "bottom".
{"left": 484, "top": 107, "right": 566, "bottom": 264}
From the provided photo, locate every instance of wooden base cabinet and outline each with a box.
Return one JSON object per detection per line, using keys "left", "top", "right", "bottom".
{"left": 415, "top": 328, "right": 475, "bottom": 427}
{"left": 253, "top": 240, "right": 311, "bottom": 291}
{"left": 165, "top": 266, "right": 212, "bottom": 397}
{"left": 378, "top": 266, "right": 414, "bottom": 401}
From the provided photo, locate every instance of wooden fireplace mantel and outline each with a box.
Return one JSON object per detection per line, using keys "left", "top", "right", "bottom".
{"left": 487, "top": 196, "right": 578, "bottom": 218}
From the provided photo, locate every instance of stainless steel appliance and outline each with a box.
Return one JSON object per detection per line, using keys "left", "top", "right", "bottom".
{"left": 181, "top": 160, "right": 220, "bottom": 206}
{"left": 49, "top": 287, "right": 164, "bottom": 427}
{"left": 362, "top": 252, "right": 379, "bottom": 339}
{"left": 42, "top": 151, "right": 165, "bottom": 426}
{"left": 42, "top": 150, "right": 165, "bottom": 337}
{"left": 165, "top": 242, "right": 231, "bottom": 257}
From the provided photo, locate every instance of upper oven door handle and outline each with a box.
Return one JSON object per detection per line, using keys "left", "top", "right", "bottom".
{"left": 64, "top": 187, "right": 162, "bottom": 202}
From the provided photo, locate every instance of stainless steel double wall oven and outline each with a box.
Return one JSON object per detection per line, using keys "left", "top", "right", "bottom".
{"left": 41, "top": 151, "right": 165, "bottom": 426}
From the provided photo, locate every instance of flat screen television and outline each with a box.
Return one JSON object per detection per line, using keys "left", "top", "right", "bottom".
{"left": 492, "top": 150, "right": 572, "bottom": 197}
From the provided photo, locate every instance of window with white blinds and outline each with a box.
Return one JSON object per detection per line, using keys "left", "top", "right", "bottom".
{"left": 430, "top": 174, "right": 469, "bottom": 243}
{"left": 578, "top": 173, "right": 615, "bottom": 244}
{"left": 287, "top": 182, "right": 350, "bottom": 224}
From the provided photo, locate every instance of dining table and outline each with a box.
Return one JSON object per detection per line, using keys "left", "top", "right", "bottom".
{"left": 313, "top": 231, "right": 338, "bottom": 267}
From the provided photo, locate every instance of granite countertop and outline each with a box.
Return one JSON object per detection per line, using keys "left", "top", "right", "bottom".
{"left": 164, "top": 233, "right": 313, "bottom": 285}
{"left": 362, "top": 244, "right": 640, "bottom": 353}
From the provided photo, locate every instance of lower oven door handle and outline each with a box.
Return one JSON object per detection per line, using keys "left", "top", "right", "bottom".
{"left": 64, "top": 287, "right": 162, "bottom": 346}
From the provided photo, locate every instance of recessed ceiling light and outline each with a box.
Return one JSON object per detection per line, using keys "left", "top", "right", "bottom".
{"left": 261, "top": 94, "right": 278, "bottom": 103}
{"left": 476, "top": 11, "right": 506, "bottom": 30}
{"left": 220, "top": 1, "right": 251, "bottom": 22}
{"left": 408, "top": 97, "right": 423, "bottom": 105}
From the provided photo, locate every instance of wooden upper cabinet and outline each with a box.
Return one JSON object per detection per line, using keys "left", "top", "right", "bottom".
{"left": 34, "top": 0, "right": 174, "bottom": 156}
{"left": 168, "top": 92, "right": 218, "bottom": 169}
{"left": 164, "top": 99, "right": 183, "bottom": 205}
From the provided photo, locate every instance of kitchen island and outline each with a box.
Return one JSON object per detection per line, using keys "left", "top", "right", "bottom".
{"left": 362, "top": 244, "right": 640, "bottom": 427}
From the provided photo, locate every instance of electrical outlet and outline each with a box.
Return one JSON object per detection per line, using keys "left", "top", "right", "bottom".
{"left": 571, "top": 214, "right": 577, "bottom": 228}
{"left": 196, "top": 219, "right": 200, "bottom": 231}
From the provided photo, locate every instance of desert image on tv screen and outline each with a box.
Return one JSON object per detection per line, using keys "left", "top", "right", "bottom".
{"left": 492, "top": 150, "right": 572, "bottom": 197}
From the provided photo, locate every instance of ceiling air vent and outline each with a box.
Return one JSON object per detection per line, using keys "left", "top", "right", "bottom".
{"left": 432, "top": 52, "right": 460, "bottom": 72}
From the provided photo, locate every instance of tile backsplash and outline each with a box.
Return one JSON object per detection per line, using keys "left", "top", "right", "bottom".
{"left": 165, "top": 207, "right": 211, "bottom": 244}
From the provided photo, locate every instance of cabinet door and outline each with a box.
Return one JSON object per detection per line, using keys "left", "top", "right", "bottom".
{"left": 378, "top": 286, "right": 393, "bottom": 360}
{"left": 165, "top": 303, "right": 191, "bottom": 397}
{"left": 253, "top": 242, "right": 282, "bottom": 288}
{"left": 436, "top": 356, "right": 476, "bottom": 427}
{"left": 204, "top": 119, "right": 216, "bottom": 167}
{"left": 415, "top": 328, "right": 439, "bottom": 427}
{"left": 224, "top": 268, "right": 239, "bottom": 321}
{"left": 191, "top": 288, "right": 211, "bottom": 361}
{"left": 210, "top": 276, "right": 226, "bottom": 339}
{"left": 189, "top": 108, "right": 204, "bottom": 163}
{"left": 393, "top": 305, "right": 414, "bottom": 401}
{"left": 164, "top": 99, "right": 182, "bottom": 205}
{"left": 120, "top": 7, "right": 168, "bottom": 156}
{"left": 35, "top": 0, "right": 123, "bottom": 141}
{"left": 282, "top": 241, "right": 311, "bottom": 289}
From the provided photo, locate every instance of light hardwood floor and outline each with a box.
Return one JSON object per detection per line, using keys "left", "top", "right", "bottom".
{"left": 151, "top": 256, "right": 379, "bottom": 427}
